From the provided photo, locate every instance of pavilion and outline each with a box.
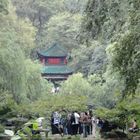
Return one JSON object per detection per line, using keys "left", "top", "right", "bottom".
{"left": 38, "top": 43, "right": 73, "bottom": 81}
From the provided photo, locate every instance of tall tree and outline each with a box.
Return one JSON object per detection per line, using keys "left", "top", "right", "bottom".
{"left": 44, "top": 12, "right": 82, "bottom": 50}
{"left": 0, "top": 0, "right": 51, "bottom": 104}
{"left": 80, "top": 0, "right": 140, "bottom": 97}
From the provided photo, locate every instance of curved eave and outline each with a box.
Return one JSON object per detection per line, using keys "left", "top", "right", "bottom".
{"left": 42, "top": 72, "right": 73, "bottom": 75}
{"left": 41, "top": 65, "right": 73, "bottom": 74}
{"left": 38, "top": 51, "right": 67, "bottom": 57}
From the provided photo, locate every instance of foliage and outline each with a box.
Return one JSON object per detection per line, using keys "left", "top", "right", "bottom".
{"left": 25, "top": 59, "right": 52, "bottom": 101}
{"left": 0, "top": 0, "right": 139, "bottom": 132}
{"left": 15, "top": 73, "right": 89, "bottom": 117}
{"left": 0, "top": 0, "right": 52, "bottom": 120}
{"left": 12, "top": 0, "right": 65, "bottom": 28}
{"left": 95, "top": 95, "right": 140, "bottom": 129}
{"left": 81, "top": 0, "right": 132, "bottom": 43}
{"left": 0, "top": 124, "right": 4, "bottom": 133}
{"left": 88, "top": 74, "right": 116, "bottom": 109}
{"left": 61, "top": 73, "right": 92, "bottom": 96}
{"left": 12, "top": 0, "right": 88, "bottom": 52}
{"left": 0, "top": 0, "right": 91, "bottom": 120}
{"left": 80, "top": 0, "right": 140, "bottom": 130}
{"left": 64, "top": 0, "right": 88, "bottom": 14}
{"left": 0, "top": 92, "right": 17, "bottom": 118}
{"left": 0, "top": 0, "right": 9, "bottom": 14}
{"left": 44, "top": 12, "right": 82, "bottom": 50}
{"left": 71, "top": 41, "right": 107, "bottom": 75}
{"left": 106, "top": 31, "right": 140, "bottom": 97}
{"left": 0, "top": 37, "right": 27, "bottom": 102}
{"left": 82, "top": 0, "right": 140, "bottom": 97}
{"left": 16, "top": 93, "right": 87, "bottom": 117}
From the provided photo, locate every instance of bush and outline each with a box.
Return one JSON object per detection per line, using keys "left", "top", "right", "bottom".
{"left": 0, "top": 124, "right": 4, "bottom": 133}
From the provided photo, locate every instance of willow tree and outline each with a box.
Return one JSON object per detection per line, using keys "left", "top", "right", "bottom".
{"left": 0, "top": 0, "right": 51, "bottom": 104}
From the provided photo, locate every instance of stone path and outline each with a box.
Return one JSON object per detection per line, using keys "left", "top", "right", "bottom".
{"left": 49, "top": 134, "right": 97, "bottom": 140}
{"left": 48, "top": 123, "right": 99, "bottom": 140}
{"left": 48, "top": 125, "right": 96, "bottom": 140}
{"left": 81, "top": 135, "right": 96, "bottom": 140}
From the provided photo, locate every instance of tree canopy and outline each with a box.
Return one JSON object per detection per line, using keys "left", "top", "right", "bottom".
{"left": 0, "top": 0, "right": 139, "bottom": 131}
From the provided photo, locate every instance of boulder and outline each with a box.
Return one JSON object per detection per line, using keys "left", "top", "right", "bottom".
{"left": 133, "top": 136, "right": 140, "bottom": 140}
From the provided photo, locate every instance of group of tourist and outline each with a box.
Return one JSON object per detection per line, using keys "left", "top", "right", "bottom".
{"left": 50, "top": 110, "right": 94, "bottom": 137}
{"left": 15, "top": 110, "right": 139, "bottom": 139}
{"left": 50, "top": 110, "right": 140, "bottom": 138}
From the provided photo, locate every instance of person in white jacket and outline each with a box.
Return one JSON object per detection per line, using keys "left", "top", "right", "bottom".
{"left": 71, "top": 111, "right": 80, "bottom": 135}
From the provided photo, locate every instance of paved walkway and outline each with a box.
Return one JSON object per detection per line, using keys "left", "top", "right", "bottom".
{"left": 48, "top": 124, "right": 99, "bottom": 140}
{"left": 49, "top": 134, "right": 97, "bottom": 140}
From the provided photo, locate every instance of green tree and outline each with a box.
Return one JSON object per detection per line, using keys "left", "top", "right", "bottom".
{"left": 79, "top": 0, "right": 140, "bottom": 129}
{"left": 12, "top": 0, "right": 88, "bottom": 54}
{"left": 42, "top": 12, "right": 82, "bottom": 50}
{"left": 0, "top": 0, "right": 9, "bottom": 14}
{"left": 81, "top": 0, "right": 140, "bottom": 98}
{"left": 25, "top": 59, "right": 52, "bottom": 101}
{"left": 61, "top": 73, "right": 92, "bottom": 96}
{"left": 71, "top": 41, "right": 107, "bottom": 75}
{"left": 106, "top": 31, "right": 140, "bottom": 97}
{"left": 0, "top": 0, "right": 51, "bottom": 104}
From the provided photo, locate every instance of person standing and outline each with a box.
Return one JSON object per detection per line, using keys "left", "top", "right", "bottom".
{"left": 60, "top": 111, "right": 68, "bottom": 135}
{"left": 71, "top": 111, "right": 80, "bottom": 135}
{"left": 92, "top": 116, "right": 96, "bottom": 138}
{"left": 87, "top": 111, "right": 92, "bottom": 135}
{"left": 51, "top": 111, "right": 61, "bottom": 134}
{"left": 82, "top": 112, "right": 89, "bottom": 138}
{"left": 67, "top": 113, "right": 72, "bottom": 135}
{"left": 79, "top": 112, "right": 84, "bottom": 135}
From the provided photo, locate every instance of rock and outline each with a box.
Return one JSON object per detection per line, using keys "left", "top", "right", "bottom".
{"left": 133, "top": 136, "right": 140, "bottom": 140}
{"left": 11, "top": 135, "right": 22, "bottom": 140}
{"left": 0, "top": 134, "right": 11, "bottom": 140}
{"left": 4, "top": 129, "right": 14, "bottom": 136}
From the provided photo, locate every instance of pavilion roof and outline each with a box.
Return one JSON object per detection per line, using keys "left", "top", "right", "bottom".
{"left": 38, "top": 43, "right": 68, "bottom": 57}
{"left": 41, "top": 65, "right": 73, "bottom": 74}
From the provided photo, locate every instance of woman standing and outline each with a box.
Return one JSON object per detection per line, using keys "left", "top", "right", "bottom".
{"left": 51, "top": 111, "right": 61, "bottom": 134}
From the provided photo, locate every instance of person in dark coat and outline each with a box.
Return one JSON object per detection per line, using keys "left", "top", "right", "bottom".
{"left": 51, "top": 112, "right": 62, "bottom": 134}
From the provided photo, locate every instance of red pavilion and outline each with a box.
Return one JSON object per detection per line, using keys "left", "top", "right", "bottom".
{"left": 38, "top": 43, "right": 73, "bottom": 81}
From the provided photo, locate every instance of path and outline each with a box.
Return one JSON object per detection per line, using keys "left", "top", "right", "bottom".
{"left": 49, "top": 134, "right": 96, "bottom": 140}
{"left": 48, "top": 124, "right": 98, "bottom": 140}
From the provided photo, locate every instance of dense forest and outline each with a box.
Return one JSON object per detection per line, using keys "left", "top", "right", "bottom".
{"left": 0, "top": 0, "right": 140, "bottom": 138}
